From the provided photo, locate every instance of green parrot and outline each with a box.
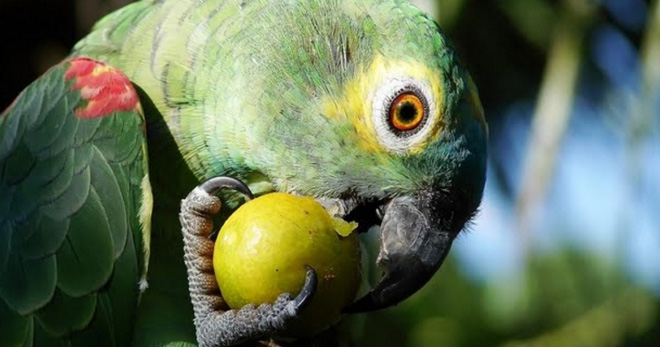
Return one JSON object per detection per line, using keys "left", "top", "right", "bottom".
{"left": 0, "top": 0, "right": 487, "bottom": 346}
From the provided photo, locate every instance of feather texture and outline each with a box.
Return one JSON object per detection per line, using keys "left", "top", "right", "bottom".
{"left": 0, "top": 59, "right": 149, "bottom": 346}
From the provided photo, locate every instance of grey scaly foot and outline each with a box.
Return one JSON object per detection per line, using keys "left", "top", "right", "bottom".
{"left": 179, "top": 176, "right": 318, "bottom": 347}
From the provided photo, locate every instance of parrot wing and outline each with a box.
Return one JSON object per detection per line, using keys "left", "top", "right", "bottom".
{"left": 0, "top": 58, "right": 150, "bottom": 346}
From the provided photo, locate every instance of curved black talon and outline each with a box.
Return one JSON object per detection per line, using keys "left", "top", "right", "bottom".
{"left": 199, "top": 176, "right": 254, "bottom": 200}
{"left": 293, "top": 265, "right": 318, "bottom": 312}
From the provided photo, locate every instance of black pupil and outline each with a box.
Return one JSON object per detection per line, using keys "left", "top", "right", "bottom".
{"left": 398, "top": 101, "right": 418, "bottom": 124}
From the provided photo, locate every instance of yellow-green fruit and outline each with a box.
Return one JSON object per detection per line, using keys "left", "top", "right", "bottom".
{"left": 213, "top": 192, "right": 361, "bottom": 336}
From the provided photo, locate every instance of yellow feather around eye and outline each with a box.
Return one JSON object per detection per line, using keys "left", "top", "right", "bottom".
{"left": 320, "top": 75, "right": 382, "bottom": 153}
{"left": 320, "top": 54, "right": 445, "bottom": 155}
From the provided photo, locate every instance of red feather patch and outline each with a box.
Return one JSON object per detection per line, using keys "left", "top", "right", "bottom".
{"left": 65, "top": 58, "right": 141, "bottom": 119}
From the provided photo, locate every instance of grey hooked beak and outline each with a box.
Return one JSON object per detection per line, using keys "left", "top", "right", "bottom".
{"left": 344, "top": 194, "right": 456, "bottom": 313}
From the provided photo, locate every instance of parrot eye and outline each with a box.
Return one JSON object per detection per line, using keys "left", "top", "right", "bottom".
{"left": 389, "top": 93, "right": 426, "bottom": 132}
{"left": 372, "top": 78, "right": 437, "bottom": 153}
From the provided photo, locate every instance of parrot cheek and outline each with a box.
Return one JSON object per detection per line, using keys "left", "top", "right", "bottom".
{"left": 344, "top": 193, "right": 460, "bottom": 313}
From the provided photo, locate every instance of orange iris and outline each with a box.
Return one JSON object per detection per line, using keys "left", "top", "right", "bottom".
{"left": 389, "top": 93, "right": 425, "bottom": 131}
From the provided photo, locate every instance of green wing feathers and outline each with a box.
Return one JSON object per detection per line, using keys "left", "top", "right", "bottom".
{"left": 0, "top": 58, "right": 150, "bottom": 346}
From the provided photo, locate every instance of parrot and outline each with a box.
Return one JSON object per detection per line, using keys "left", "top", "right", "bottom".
{"left": 0, "top": 0, "right": 487, "bottom": 346}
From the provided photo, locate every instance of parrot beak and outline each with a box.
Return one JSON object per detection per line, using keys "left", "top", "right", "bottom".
{"left": 344, "top": 193, "right": 458, "bottom": 313}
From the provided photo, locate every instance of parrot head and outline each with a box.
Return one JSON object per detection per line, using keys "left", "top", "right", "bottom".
{"left": 209, "top": 1, "right": 487, "bottom": 313}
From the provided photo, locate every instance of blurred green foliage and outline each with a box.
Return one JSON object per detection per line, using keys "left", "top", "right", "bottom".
{"left": 357, "top": 252, "right": 658, "bottom": 346}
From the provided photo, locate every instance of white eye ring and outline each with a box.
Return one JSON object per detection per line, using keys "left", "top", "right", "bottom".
{"left": 371, "top": 77, "right": 437, "bottom": 154}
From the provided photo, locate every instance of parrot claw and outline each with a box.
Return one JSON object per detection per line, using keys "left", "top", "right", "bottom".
{"left": 199, "top": 176, "right": 255, "bottom": 200}
{"left": 293, "top": 265, "right": 318, "bottom": 312}
{"left": 180, "top": 176, "right": 318, "bottom": 347}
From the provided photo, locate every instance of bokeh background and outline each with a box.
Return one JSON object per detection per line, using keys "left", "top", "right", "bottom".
{"left": 1, "top": 0, "right": 659, "bottom": 346}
